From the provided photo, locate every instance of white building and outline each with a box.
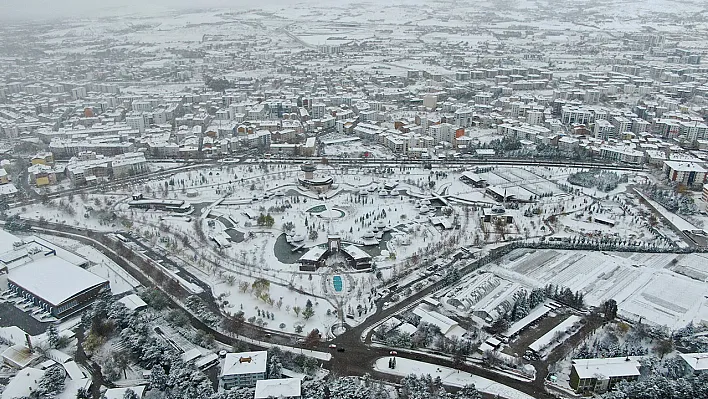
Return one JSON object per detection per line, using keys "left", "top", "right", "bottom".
{"left": 663, "top": 161, "right": 708, "bottom": 187}
{"left": 678, "top": 352, "right": 708, "bottom": 375}
{"left": 412, "top": 305, "right": 467, "bottom": 339}
{"left": 254, "top": 378, "right": 301, "bottom": 399}
{"left": 126, "top": 113, "right": 147, "bottom": 133}
{"left": 594, "top": 119, "right": 615, "bottom": 140}
{"left": 423, "top": 94, "right": 438, "bottom": 109}
{"left": 220, "top": 351, "right": 267, "bottom": 389}
{"left": 570, "top": 357, "right": 641, "bottom": 394}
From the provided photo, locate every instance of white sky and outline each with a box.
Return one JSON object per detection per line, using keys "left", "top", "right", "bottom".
{"left": 0, "top": 0, "right": 700, "bottom": 22}
{"left": 0, "top": 0, "right": 288, "bottom": 21}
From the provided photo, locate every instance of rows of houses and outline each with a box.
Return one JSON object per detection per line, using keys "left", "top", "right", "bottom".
{"left": 26, "top": 150, "right": 147, "bottom": 187}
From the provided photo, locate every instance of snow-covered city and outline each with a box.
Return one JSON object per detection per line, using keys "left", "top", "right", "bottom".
{"left": 1, "top": 0, "right": 708, "bottom": 398}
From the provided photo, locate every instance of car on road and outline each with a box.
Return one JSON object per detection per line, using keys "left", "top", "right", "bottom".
{"left": 336, "top": 347, "right": 345, "bottom": 352}
{"left": 328, "top": 344, "right": 337, "bottom": 349}
{"left": 389, "top": 351, "right": 397, "bottom": 355}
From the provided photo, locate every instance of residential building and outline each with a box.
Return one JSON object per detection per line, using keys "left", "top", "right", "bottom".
{"left": 569, "top": 357, "right": 641, "bottom": 394}
{"left": 254, "top": 378, "right": 301, "bottom": 399}
{"left": 594, "top": 119, "right": 615, "bottom": 140}
{"left": 678, "top": 352, "right": 708, "bottom": 375}
{"left": 663, "top": 161, "right": 708, "bottom": 187}
{"left": 30, "top": 152, "right": 54, "bottom": 165}
{"left": 219, "top": 351, "right": 268, "bottom": 389}
{"left": 28, "top": 164, "right": 61, "bottom": 186}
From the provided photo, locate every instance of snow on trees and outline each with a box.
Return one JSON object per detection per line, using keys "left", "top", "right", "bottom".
{"left": 644, "top": 184, "right": 698, "bottom": 215}
{"left": 567, "top": 171, "right": 625, "bottom": 192}
{"left": 36, "top": 366, "right": 66, "bottom": 398}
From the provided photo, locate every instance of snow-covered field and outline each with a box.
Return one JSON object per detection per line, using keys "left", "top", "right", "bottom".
{"left": 487, "top": 249, "right": 708, "bottom": 329}
{"left": 373, "top": 357, "right": 535, "bottom": 399}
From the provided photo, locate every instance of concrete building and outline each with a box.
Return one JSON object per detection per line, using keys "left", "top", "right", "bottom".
{"left": 594, "top": 119, "right": 615, "bottom": 140}
{"left": 678, "top": 352, "right": 708, "bottom": 375}
{"left": 219, "top": 351, "right": 267, "bottom": 389}
{"left": 423, "top": 94, "right": 438, "bottom": 109}
{"left": 663, "top": 161, "right": 708, "bottom": 187}
{"left": 569, "top": 357, "right": 641, "bottom": 394}
{"left": 254, "top": 378, "right": 301, "bottom": 399}
{"left": 6, "top": 254, "right": 108, "bottom": 318}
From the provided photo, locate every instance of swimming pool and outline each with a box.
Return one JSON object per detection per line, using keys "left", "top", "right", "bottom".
{"left": 333, "top": 275, "right": 343, "bottom": 292}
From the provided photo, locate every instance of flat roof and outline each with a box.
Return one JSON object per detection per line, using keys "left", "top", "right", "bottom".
{"left": 8, "top": 256, "right": 108, "bottom": 307}
{"left": 221, "top": 351, "right": 267, "bottom": 377}
{"left": 663, "top": 160, "right": 707, "bottom": 173}
{"left": 571, "top": 357, "right": 641, "bottom": 380}
{"left": 342, "top": 245, "right": 371, "bottom": 260}
{"left": 254, "top": 378, "right": 301, "bottom": 399}
{"left": 1, "top": 367, "right": 44, "bottom": 399}
{"left": 299, "top": 247, "right": 327, "bottom": 262}
{"left": 104, "top": 386, "right": 146, "bottom": 399}
{"left": 678, "top": 352, "right": 708, "bottom": 371}
{"left": 118, "top": 294, "right": 148, "bottom": 311}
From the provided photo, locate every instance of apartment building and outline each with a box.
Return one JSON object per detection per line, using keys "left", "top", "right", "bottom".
{"left": 219, "top": 351, "right": 267, "bottom": 389}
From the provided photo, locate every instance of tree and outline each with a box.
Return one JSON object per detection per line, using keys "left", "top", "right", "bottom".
{"left": 113, "top": 349, "right": 132, "bottom": 379}
{"left": 654, "top": 339, "right": 674, "bottom": 359}
{"left": 76, "top": 388, "right": 90, "bottom": 399}
{"left": 488, "top": 316, "right": 510, "bottom": 334}
{"left": 150, "top": 364, "right": 168, "bottom": 391}
{"left": 267, "top": 355, "right": 282, "bottom": 379}
{"left": 38, "top": 366, "right": 66, "bottom": 397}
{"left": 303, "top": 299, "right": 315, "bottom": 320}
{"left": 293, "top": 306, "right": 301, "bottom": 317}
{"left": 603, "top": 299, "right": 618, "bottom": 320}
{"left": 123, "top": 389, "right": 140, "bottom": 399}
{"left": 304, "top": 329, "right": 320, "bottom": 347}
{"left": 454, "top": 385, "right": 481, "bottom": 399}
{"left": 302, "top": 307, "right": 315, "bottom": 320}
{"left": 46, "top": 323, "right": 60, "bottom": 349}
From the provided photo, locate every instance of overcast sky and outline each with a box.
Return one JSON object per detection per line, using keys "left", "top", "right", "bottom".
{"left": 0, "top": 0, "right": 300, "bottom": 21}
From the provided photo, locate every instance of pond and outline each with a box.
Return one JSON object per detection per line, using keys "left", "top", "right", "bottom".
{"left": 306, "top": 205, "right": 346, "bottom": 219}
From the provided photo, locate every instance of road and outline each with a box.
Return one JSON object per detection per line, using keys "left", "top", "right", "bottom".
{"left": 20, "top": 220, "right": 556, "bottom": 398}
{"left": 3, "top": 156, "right": 646, "bottom": 398}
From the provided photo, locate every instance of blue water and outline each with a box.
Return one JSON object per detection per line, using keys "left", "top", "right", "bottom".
{"left": 333, "top": 275, "right": 343, "bottom": 292}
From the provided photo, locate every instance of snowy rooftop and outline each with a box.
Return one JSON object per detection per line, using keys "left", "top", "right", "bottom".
{"left": 342, "top": 245, "right": 370, "bottom": 260}
{"left": 181, "top": 348, "right": 202, "bottom": 363}
{"left": 663, "top": 160, "right": 707, "bottom": 173}
{"left": 221, "top": 351, "right": 267, "bottom": 377}
{"left": 678, "top": 352, "right": 708, "bottom": 371}
{"left": 104, "top": 386, "right": 146, "bottom": 399}
{"left": 503, "top": 303, "right": 552, "bottom": 338}
{"left": 528, "top": 315, "right": 581, "bottom": 353}
{"left": 254, "top": 378, "right": 301, "bottom": 399}
{"left": 1, "top": 367, "right": 44, "bottom": 399}
{"left": 571, "top": 357, "right": 641, "bottom": 380}
{"left": 299, "top": 246, "right": 327, "bottom": 262}
{"left": 413, "top": 305, "right": 465, "bottom": 338}
{"left": 118, "top": 294, "right": 148, "bottom": 311}
{"left": 8, "top": 256, "right": 108, "bottom": 306}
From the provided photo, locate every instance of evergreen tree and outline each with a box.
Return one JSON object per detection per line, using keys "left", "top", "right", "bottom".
{"left": 150, "top": 364, "right": 168, "bottom": 391}
{"left": 46, "top": 323, "right": 59, "bottom": 349}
